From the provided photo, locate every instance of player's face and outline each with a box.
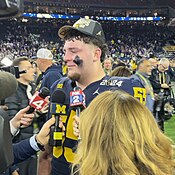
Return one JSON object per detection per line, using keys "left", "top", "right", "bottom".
{"left": 63, "top": 39, "right": 96, "bottom": 81}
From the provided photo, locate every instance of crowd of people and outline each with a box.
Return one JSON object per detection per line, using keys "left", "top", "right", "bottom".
{"left": 0, "top": 18, "right": 175, "bottom": 64}
{"left": 0, "top": 17, "right": 175, "bottom": 175}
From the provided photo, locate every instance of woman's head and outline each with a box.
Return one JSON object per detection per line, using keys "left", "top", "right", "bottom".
{"left": 73, "top": 90, "right": 175, "bottom": 175}
{"left": 103, "top": 57, "right": 114, "bottom": 71}
{"left": 110, "top": 66, "right": 132, "bottom": 77}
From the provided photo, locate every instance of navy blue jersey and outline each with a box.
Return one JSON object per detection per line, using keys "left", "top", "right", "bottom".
{"left": 50, "top": 75, "right": 146, "bottom": 175}
{"left": 36, "top": 64, "right": 63, "bottom": 91}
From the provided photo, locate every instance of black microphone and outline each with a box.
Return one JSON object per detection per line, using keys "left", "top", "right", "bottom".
{"left": 26, "top": 87, "right": 50, "bottom": 114}
{"left": 0, "top": 72, "right": 18, "bottom": 100}
{"left": 70, "top": 86, "right": 86, "bottom": 117}
{"left": 73, "top": 56, "right": 83, "bottom": 66}
{"left": 49, "top": 89, "right": 66, "bottom": 147}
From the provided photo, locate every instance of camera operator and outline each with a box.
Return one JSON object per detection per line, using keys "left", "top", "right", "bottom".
{"left": 149, "top": 58, "right": 171, "bottom": 131}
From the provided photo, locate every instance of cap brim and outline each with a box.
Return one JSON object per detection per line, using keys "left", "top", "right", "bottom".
{"left": 58, "top": 25, "right": 96, "bottom": 40}
{"left": 58, "top": 25, "right": 75, "bottom": 39}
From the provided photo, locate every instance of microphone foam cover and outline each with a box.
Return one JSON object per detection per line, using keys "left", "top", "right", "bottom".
{"left": 51, "top": 89, "right": 66, "bottom": 104}
{"left": 0, "top": 72, "right": 18, "bottom": 100}
{"left": 39, "top": 87, "right": 50, "bottom": 99}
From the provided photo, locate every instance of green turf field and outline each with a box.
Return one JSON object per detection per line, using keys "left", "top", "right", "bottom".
{"left": 164, "top": 115, "right": 175, "bottom": 144}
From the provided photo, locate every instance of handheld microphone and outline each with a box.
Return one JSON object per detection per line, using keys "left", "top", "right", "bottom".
{"left": 27, "top": 87, "right": 50, "bottom": 114}
{"left": 0, "top": 72, "right": 18, "bottom": 100}
{"left": 70, "top": 87, "right": 86, "bottom": 117}
{"left": 73, "top": 56, "right": 83, "bottom": 66}
{"left": 49, "top": 89, "right": 66, "bottom": 147}
{"left": 70, "top": 87, "right": 85, "bottom": 143}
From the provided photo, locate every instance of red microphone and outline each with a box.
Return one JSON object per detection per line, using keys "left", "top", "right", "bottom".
{"left": 27, "top": 87, "right": 50, "bottom": 114}
{"left": 70, "top": 87, "right": 86, "bottom": 116}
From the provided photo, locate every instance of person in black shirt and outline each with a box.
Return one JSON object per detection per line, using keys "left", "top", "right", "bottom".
{"left": 149, "top": 58, "right": 171, "bottom": 131}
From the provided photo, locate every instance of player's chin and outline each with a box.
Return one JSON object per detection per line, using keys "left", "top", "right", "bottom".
{"left": 68, "top": 72, "right": 80, "bottom": 81}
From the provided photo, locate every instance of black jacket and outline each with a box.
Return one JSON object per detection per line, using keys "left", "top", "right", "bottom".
{"left": 5, "top": 81, "right": 35, "bottom": 143}
{"left": 149, "top": 68, "right": 171, "bottom": 94}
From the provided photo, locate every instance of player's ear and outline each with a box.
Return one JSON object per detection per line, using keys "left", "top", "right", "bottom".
{"left": 93, "top": 47, "right": 102, "bottom": 62}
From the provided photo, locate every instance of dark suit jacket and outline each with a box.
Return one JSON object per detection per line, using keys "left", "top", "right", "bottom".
{"left": 1, "top": 139, "right": 37, "bottom": 175}
{"left": 13, "top": 138, "right": 36, "bottom": 164}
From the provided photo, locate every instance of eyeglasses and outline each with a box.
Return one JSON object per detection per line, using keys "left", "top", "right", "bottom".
{"left": 160, "top": 64, "right": 168, "bottom": 70}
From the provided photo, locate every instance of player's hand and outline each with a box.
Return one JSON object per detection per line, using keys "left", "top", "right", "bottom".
{"left": 59, "top": 117, "right": 66, "bottom": 137}
{"left": 73, "top": 115, "right": 80, "bottom": 137}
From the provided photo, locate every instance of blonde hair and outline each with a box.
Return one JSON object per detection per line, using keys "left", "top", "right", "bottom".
{"left": 72, "top": 90, "right": 175, "bottom": 175}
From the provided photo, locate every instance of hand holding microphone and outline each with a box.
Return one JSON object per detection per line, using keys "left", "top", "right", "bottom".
{"left": 10, "top": 106, "right": 35, "bottom": 135}
{"left": 70, "top": 87, "right": 86, "bottom": 139}
{"left": 73, "top": 115, "right": 80, "bottom": 137}
{"left": 70, "top": 86, "right": 86, "bottom": 116}
{"left": 35, "top": 117, "right": 56, "bottom": 147}
{"left": 39, "top": 96, "right": 50, "bottom": 114}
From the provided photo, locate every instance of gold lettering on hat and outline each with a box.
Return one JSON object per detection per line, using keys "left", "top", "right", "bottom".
{"left": 96, "top": 31, "right": 102, "bottom": 36}
{"left": 73, "top": 18, "right": 91, "bottom": 29}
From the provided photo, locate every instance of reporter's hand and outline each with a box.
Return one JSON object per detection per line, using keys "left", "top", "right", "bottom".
{"left": 36, "top": 117, "right": 56, "bottom": 146}
{"left": 12, "top": 170, "right": 19, "bottom": 175}
{"left": 11, "top": 106, "right": 34, "bottom": 129}
{"left": 73, "top": 115, "right": 80, "bottom": 137}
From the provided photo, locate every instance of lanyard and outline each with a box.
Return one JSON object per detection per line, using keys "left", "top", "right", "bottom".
{"left": 159, "top": 72, "right": 165, "bottom": 84}
{"left": 136, "top": 72, "right": 154, "bottom": 98}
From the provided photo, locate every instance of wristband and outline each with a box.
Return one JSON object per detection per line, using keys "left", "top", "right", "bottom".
{"left": 35, "top": 135, "right": 45, "bottom": 151}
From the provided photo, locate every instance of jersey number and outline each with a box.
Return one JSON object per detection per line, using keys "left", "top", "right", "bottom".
{"left": 133, "top": 87, "right": 146, "bottom": 105}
